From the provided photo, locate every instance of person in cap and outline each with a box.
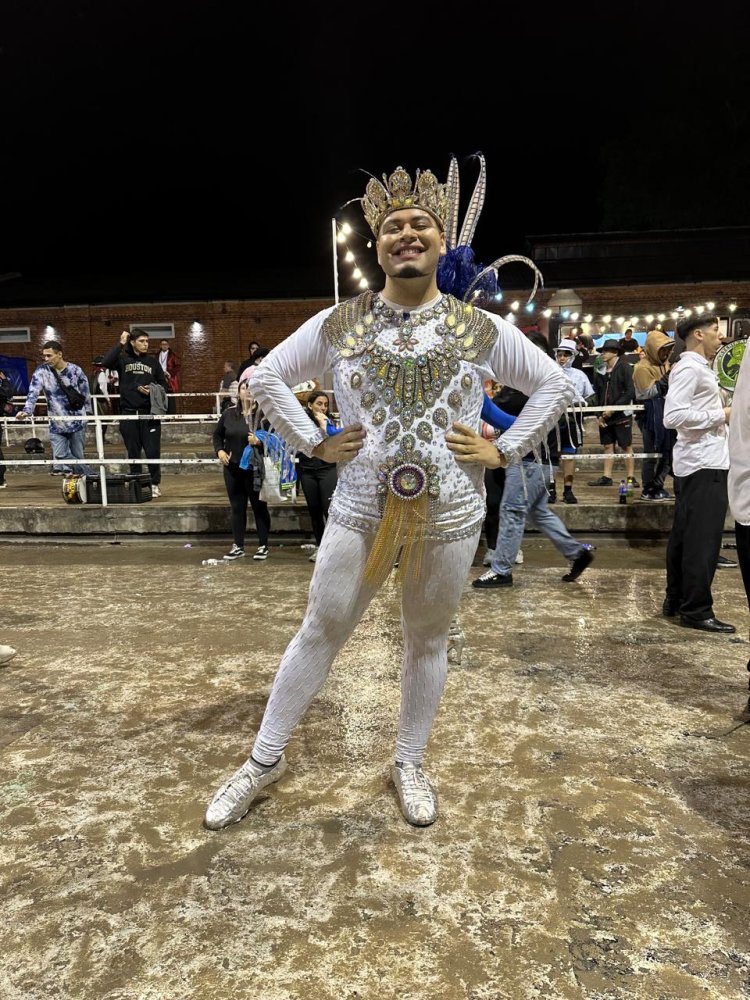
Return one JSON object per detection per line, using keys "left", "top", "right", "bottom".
{"left": 554, "top": 338, "right": 594, "bottom": 503}
{"left": 663, "top": 315, "right": 734, "bottom": 633}
{"left": 204, "top": 162, "right": 574, "bottom": 832}
{"left": 588, "top": 338, "right": 637, "bottom": 489}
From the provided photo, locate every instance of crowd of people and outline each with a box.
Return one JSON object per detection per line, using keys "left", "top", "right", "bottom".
{"left": 1, "top": 157, "right": 747, "bottom": 855}
{"left": 194, "top": 162, "right": 749, "bottom": 836}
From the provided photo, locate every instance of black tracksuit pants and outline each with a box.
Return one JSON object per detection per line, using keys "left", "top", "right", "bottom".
{"left": 223, "top": 464, "right": 270, "bottom": 548}
{"left": 483, "top": 466, "right": 506, "bottom": 551}
{"left": 639, "top": 420, "right": 673, "bottom": 494}
{"left": 666, "top": 468, "right": 728, "bottom": 621}
{"left": 736, "top": 521, "right": 750, "bottom": 612}
{"left": 298, "top": 462, "right": 338, "bottom": 546}
{"left": 119, "top": 411, "right": 162, "bottom": 485}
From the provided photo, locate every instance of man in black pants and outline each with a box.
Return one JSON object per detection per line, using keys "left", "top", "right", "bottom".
{"left": 102, "top": 330, "right": 168, "bottom": 498}
{"left": 663, "top": 315, "right": 734, "bottom": 633}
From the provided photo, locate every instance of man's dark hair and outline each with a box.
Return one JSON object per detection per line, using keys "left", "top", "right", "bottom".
{"left": 42, "top": 340, "right": 63, "bottom": 352}
{"left": 252, "top": 347, "right": 270, "bottom": 362}
{"left": 130, "top": 328, "right": 149, "bottom": 339}
{"left": 675, "top": 314, "right": 719, "bottom": 342}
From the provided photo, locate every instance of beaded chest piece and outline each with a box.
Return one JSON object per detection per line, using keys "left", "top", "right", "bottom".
{"left": 323, "top": 291, "right": 498, "bottom": 585}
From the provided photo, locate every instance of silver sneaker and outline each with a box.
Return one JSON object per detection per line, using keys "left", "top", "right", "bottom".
{"left": 391, "top": 762, "right": 438, "bottom": 826}
{"left": 204, "top": 755, "right": 287, "bottom": 830}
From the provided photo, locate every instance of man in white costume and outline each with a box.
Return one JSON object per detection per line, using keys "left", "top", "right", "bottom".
{"left": 204, "top": 165, "right": 574, "bottom": 830}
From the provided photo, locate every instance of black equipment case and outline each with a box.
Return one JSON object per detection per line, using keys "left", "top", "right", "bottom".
{"left": 85, "top": 473, "right": 153, "bottom": 504}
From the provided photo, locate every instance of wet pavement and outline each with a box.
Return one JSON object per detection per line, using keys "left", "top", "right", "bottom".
{"left": 2, "top": 539, "right": 749, "bottom": 1000}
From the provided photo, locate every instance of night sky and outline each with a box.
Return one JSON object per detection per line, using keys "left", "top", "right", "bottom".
{"left": 2, "top": 0, "right": 748, "bottom": 298}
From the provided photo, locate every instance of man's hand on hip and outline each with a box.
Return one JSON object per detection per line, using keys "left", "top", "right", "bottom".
{"left": 446, "top": 422, "right": 507, "bottom": 469}
{"left": 311, "top": 424, "right": 366, "bottom": 463}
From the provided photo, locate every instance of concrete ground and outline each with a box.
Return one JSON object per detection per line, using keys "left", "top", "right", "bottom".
{"left": 2, "top": 538, "right": 749, "bottom": 1000}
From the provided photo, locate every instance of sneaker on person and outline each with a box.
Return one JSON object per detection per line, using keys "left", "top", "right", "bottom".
{"left": 515, "top": 550, "right": 524, "bottom": 565}
{"left": 309, "top": 546, "right": 318, "bottom": 563}
{"left": 253, "top": 545, "right": 269, "bottom": 560}
{"left": 547, "top": 483, "right": 557, "bottom": 504}
{"left": 562, "top": 544, "right": 595, "bottom": 582}
{"left": 640, "top": 488, "right": 672, "bottom": 502}
{"left": 717, "top": 554, "right": 738, "bottom": 569}
{"left": 563, "top": 486, "right": 578, "bottom": 504}
{"left": 204, "top": 755, "right": 288, "bottom": 830}
{"left": 472, "top": 569, "right": 513, "bottom": 589}
{"left": 152, "top": 486, "right": 161, "bottom": 498}
{"left": 0, "top": 644, "right": 17, "bottom": 666}
{"left": 391, "top": 762, "right": 438, "bottom": 826}
{"left": 225, "top": 544, "right": 245, "bottom": 561}
{"left": 587, "top": 476, "right": 613, "bottom": 486}
{"left": 0, "top": 481, "right": 6, "bottom": 489}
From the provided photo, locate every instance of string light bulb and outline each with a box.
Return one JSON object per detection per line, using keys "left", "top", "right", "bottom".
{"left": 729, "top": 303, "right": 737, "bottom": 312}
{"left": 706, "top": 301, "right": 715, "bottom": 310}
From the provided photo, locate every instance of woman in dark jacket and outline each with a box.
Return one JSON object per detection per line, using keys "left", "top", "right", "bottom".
{"left": 212, "top": 378, "right": 271, "bottom": 561}
{"left": 297, "top": 390, "right": 340, "bottom": 563}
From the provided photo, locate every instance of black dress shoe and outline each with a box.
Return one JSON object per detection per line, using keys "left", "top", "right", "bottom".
{"left": 662, "top": 598, "right": 679, "bottom": 618}
{"left": 679, "top": 616, "right": 736, "bottom": 634}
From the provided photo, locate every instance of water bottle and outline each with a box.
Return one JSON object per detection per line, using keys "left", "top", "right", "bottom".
{"left": 618, "top": 480, "right": 627, "bottom": 505}
{"left": 201, "top": 558, "right": 223, "bottom": 567}
{"left": 626, "top": 479, "right": 634, "bottom": 505}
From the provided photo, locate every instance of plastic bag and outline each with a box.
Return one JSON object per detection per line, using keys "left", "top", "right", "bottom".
{"left": 259, "top": 455, "right": 296, "bottom": 503}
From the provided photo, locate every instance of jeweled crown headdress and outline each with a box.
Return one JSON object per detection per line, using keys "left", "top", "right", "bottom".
{"left": 361, "top": 166, "right": 449, "bottom": 236}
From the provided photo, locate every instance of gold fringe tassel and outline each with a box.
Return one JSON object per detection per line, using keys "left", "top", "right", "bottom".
{"left": 364, "top": 493, "right": 430, "bottom": 588}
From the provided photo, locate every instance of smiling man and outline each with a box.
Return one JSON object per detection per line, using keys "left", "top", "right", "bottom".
{"left": 204, "top": 164, "right": 574, "bottom": 831}
{"left": 663, "top": 315, "right": 734, "bottom": 633}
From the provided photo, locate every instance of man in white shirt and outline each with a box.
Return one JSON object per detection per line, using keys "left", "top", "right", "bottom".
{"left": 663, "top": 315, "right": 734, "bottom": 633}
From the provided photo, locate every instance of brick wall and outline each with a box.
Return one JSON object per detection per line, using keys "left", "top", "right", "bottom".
{"left": 0, "top": 297, "right": 333, "bottom": 402}
{"left": 1, "top": 277, "right": 748, "bottom": 398}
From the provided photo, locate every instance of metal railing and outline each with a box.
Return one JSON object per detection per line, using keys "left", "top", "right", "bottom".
{"left": 1, "top": 398, "right": 666, "bottom": 507}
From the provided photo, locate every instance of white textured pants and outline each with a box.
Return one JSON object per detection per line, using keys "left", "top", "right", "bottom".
{"left": 252, "top": 519, "right": 480, "bottom": 766}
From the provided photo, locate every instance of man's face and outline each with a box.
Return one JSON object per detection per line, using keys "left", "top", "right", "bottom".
{"left": 160, "top": 340, "right": 169, "bottom": 351}
{"left": 376, "top": 209, "right": 445, "bottom": 280}
{"left": 132, "top": 335, "right": 149, "bottom": 354}
{"left": 600, "top": 348, "right": 617, "bottom": 362}
{"left": 42, "top": 348, "right": 62, "bottom": 365}
{"left": 698, "top": 322, "right": 722, "bottom": 361}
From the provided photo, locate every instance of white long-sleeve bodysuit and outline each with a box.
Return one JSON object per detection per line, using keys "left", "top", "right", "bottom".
{"left": 249, "top": 292, "right": 574, "bottom": 765}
